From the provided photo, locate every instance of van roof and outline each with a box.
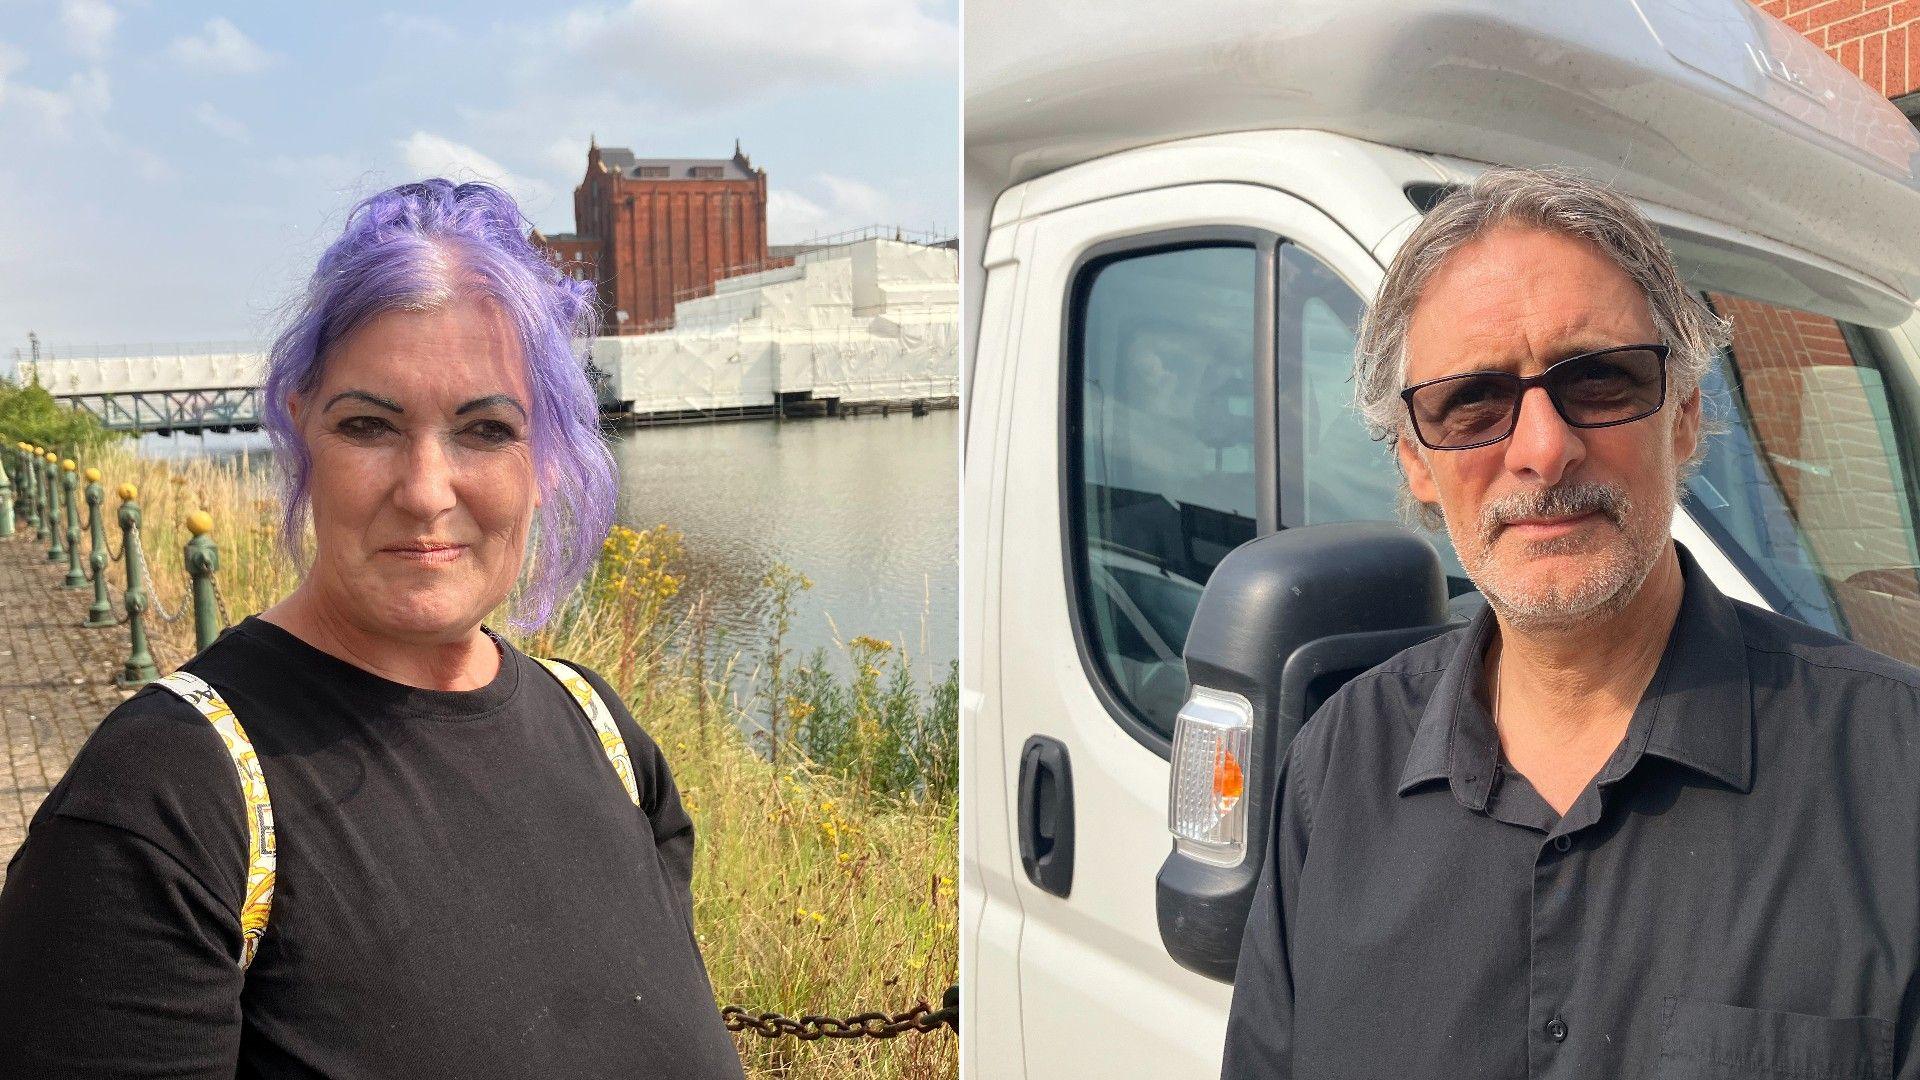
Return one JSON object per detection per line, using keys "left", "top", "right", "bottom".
{"left": 965, "top": 0, "right": 1920, "bottom": 303}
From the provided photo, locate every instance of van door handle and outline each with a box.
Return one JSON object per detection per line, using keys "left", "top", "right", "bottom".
{"left": 1017, "top": 735, "right": 1075, "bottom": 897}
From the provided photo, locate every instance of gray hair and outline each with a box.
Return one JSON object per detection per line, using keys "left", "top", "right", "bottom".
{"left": 1355, "top": 167, "right": 1731, "bottom": 466}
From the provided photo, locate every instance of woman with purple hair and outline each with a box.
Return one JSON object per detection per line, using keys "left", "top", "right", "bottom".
{"left": 0, "top": 181, "right": 747, "bottom": 1078}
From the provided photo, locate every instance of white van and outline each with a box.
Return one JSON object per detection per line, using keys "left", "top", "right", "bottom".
{"left": 961, "top": 1, "right": 1920, "bottom": 1076}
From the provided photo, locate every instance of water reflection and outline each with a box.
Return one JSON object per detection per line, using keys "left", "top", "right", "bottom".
{"left": 610, "top": 411, "right": 957, "bottom": 684}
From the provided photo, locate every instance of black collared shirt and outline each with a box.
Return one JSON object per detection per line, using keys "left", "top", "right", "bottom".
{"left": 1221, "top": 546, "right": 1920, "bottom": 1079}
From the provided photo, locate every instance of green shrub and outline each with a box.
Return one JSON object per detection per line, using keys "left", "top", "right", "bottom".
{"left": 0, "top": 379, "right": 127, "bottom": 458}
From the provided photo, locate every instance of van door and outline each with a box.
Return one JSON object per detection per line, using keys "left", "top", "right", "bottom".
{"left": 993, "top": 182, "right": 1396, "bottom": 1077}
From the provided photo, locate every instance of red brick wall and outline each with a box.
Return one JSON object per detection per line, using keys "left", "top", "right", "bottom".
{"left": 532, "top": 237, "right": 598, "bottom": 288}
{"left": 532, "top": 148, "right": 773, "bottom": 333}
{"left": 1751, "top": 0, "right": 1920, "bottom": 98}
{"left": 600, "top": 174, "right": 767, "bottom": 330}
{"left": 1713, "top": 291, "right": 1920, "bottom": 661}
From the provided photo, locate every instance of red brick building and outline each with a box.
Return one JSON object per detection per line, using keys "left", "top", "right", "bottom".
{"left": 1753, "top": 0, "right": 1920, "bottom": 111}
{"left": 531, "top": 141, "right": 771, "bottom": 333}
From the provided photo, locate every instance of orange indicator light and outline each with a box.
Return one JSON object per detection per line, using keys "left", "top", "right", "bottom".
{"left": 1213, "top": 744, "right": 1244, "bottom": 808}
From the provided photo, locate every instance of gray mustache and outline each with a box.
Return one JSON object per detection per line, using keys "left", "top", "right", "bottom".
{"left": 1478, "top": 482, "right": 1628, "bottom": 544}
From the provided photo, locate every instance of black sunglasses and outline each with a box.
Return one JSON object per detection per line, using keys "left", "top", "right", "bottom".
{"left": 1399, "top": 344, "right": 1671, "bottom": 451}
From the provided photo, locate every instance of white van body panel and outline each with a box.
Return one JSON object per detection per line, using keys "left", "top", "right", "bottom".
{"left": 966, "top": 0, "right": 1920, "bottom": 346}
{"left": 984, "top": 177, "right": 1393, "bottom": 1077}
{"left": 960, "top": 220, "right": 1030, "bottom": 1076}
{"left": 990, "top": 130, "right": 1441, "bottom": 254}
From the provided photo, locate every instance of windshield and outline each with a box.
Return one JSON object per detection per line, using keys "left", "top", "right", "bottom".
{"left": 1687, "top": 289, "right": 1920, "bottom": 666}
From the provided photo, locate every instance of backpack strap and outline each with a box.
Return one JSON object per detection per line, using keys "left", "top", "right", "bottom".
{"left": 534, "top": 658, "right": 641, "bottom": 807}
{"left": 154, "top": 671, "right": 276, "bottom": 969}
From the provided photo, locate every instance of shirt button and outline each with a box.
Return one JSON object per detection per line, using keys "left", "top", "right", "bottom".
{"left": 1546, "top": 1017, "right": 1568, "bottom": 1042}
{"left": 1553, "top": 835, "right": 1573, "bottom": 852}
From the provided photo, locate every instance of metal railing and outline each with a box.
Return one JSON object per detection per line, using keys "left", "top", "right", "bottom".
{"left": 17, "top": 341, "right": 268, "bottom": 363}
{"left": 669, "top": 225, "right": 957, "bottom": 306}
{"left": 0, "top": 438, "right": 225, "bottom": 686}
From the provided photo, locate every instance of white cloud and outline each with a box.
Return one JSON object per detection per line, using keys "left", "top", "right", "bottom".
{"left": 10, "top": 66, "right": 111, "bottom": 135}
{"left": 118, "top": 142, "right": 173, "bottom": 182}
{"left": 0, "top": 41, "right": 24, "bottom": 108}
{"left": 59, "top": 0, "right": 118, "bottom": 62}
{"left": 378, "top": 12, "right": 457, "bottom": 41}
{"left": 550, "top": 0, "right": 955, "bottom": 103}
{"left": 544, "top": 135, "right": 585, "bottom": 174}
{"left": 397, "top": 131, "right": 555, "bottom": 212}
{"left": 767, "top": 172, "right": 899, "bottom": 242}
{"left": 767, "top": 189, "right": 829, "bottom": 239}
{"left": 193, "top": 101, "right": 247, "bottom": 142}
{"left": 169, "top": 17, "right": 271, "bottom": 75}
{"left": 258, "top": 152, "right": 371, "bottom": 192}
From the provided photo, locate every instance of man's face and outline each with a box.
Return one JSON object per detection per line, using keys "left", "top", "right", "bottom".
{"left": 1394, "top": 225, "right": 1700, "bottom": 627}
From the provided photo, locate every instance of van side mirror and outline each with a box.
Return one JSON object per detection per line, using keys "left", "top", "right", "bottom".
{"left": 1155, "top": 521, "right": 1452, "bottom": 983}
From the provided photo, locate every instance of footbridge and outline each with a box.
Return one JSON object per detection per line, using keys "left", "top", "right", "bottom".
{"left": 15, "top": 343, "right": 267, "bottom": 436}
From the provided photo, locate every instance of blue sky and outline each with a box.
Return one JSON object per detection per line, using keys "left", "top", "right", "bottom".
{"left": 0, "top": 0, "right": 958, "bottom": 360}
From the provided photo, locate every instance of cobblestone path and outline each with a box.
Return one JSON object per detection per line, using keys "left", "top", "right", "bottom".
{"left": 0, "top": 525, "right": 135, "bottom": 890}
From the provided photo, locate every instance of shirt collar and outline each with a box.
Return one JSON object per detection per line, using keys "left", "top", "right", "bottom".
{"left": 1396, "top": 543, "right": 1755, "bottom": 804}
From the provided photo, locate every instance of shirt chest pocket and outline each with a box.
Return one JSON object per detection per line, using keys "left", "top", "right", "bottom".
{"left": 1656, "top": 997, "right": 1894, "bottom": 1080}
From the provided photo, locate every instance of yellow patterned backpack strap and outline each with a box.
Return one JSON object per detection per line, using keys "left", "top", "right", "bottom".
{"left": 535, "top": 658, "right": 640, "bottom": 807}
{"left": 155, "top": 670, "right": 276, "bottom": 969}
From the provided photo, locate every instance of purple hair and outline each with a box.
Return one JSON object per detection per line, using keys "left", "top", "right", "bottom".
{"left": 262, "top": 179, "right": 615, "bottom": 631}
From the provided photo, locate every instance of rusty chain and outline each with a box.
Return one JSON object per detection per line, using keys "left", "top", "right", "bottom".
{"left": 133, "top": 537, "right": 189, "bottom": 623}
{"left": 722, "top": 984, "right": 957, "bottom": 1041}
{"left": 210, "top": 573, "right": 232, "bottom": 629}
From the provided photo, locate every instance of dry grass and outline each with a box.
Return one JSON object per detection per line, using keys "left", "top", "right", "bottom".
{"left": 69, "top": 442, "right": 958, "bottom": 1079}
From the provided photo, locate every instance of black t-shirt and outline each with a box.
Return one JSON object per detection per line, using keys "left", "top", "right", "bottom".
{"left": 0, "top": 616, "right": 747, "bottom": 1079}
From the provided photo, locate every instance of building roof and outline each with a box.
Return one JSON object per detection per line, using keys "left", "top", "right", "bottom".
{"left": 595, "top": 147, "right": 757, "bottom": 181}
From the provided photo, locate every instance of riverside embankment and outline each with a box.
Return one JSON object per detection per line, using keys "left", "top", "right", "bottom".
{"left": 0, "top": 433, "right": 957, "bottom": 1080}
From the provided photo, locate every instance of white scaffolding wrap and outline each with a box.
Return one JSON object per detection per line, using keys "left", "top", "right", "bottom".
{"left": 17, "top": 351, "right": 267, "bottom": 396}
{"left": 14, "top": 238, "right": 957, "bottom": 420}
{"left": 598, "top": 237, "right": 958, "bottom": 413}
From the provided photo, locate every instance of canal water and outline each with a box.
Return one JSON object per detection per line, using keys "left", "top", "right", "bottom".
{"left": 140, "top": 409, "right": 959, "bottom": 685}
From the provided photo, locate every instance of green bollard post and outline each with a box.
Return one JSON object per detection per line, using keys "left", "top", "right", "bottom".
{"left": 185, "top": 511, "right": 220, "bottom": 653}
{"left": 38, "top": 450, "right": 55, "bottom": 541}
{"left": 14, "top": 445, "right": 29, "bottom": 529}
{"left": 5, "top": 445, "right": 18, "bottom": 530}
{"left": 27, "top": 446, "right": 44, "bottom": 540}
{"left": 61, "top": 460, "right": 85, "bottom": 588}
{"left": 0, "top": 446, "right": 14, "bottom": 538}
{"left": 46, "top": 453, "right": 66, "bottom": 565}
{"left": 116, "top": 483, "right": 157, "bottom": 689}
{"left": 9, "top": 445, "right": 19, "bottom": 514}
{"left": 84, "top": 468, "right": 114, "bottom": 627}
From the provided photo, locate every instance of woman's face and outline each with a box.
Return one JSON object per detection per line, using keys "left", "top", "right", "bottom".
{"left": 291, "top": 295, "right": 538, "bottom": 645}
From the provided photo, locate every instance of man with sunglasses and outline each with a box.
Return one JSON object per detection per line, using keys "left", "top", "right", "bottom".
{"left": 1221, "top": 167, "right": 1920, "bottom": 1078}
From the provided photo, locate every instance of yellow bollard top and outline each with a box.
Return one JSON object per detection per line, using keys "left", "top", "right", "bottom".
{"left": 14, "top": 442, "right": 23, "bottom": 451}
{"left": 118, "top": 482, "right": 138, "bottom": 502}
{"left": 84, "top": 467, "right": 100, "bottom": 482}
{"left": 61, "top": 459, "right": 75, "bottom": 471}
{"left": 44, "top": 450, "right": 56, "bottom": 461}
{"left": 186, "top": 510, "right": 214, "bottom": 536}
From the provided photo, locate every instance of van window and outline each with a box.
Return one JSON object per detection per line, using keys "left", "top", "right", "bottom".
{"left": 1277, "top": 245, "right": 1468, "bottom": 587}
{"left": 1072, "top": 244, "right": 1258, "bottom": 740}
{"left": 1690, "top": 293, "right": 1920, "bottom": 665}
